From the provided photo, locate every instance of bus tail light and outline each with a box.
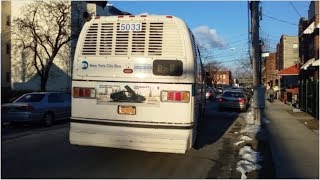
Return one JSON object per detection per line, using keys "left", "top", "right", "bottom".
{"left": 238, "top": 98, "right": 246, "bottom": 103}
{"left": 161, "top": 91, "right": 189, "bottom": 103}
{"left": 73, "top": 87, "right": 96, "bottom": 98}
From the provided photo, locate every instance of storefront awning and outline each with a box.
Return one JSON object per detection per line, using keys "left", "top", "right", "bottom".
{"left": 303, "top": 22, "right": 315, "bottom": 34}
{"left": 278, "top": 64, "right": 300, "bottom": 76}
{"left": 311, "top": 59, "right": 319, "bottom": 66}
{"left": 300, "top": 58, "right": 316, "bottom": 70}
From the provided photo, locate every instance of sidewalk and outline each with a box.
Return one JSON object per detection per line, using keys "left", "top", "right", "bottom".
{"left": 264, "top": 100, "right": 319, "bottom": 179}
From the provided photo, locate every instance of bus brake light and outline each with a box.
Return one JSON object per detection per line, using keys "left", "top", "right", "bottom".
{"left": 161, "top": 91, "right": 189, "bottom": 103}
{"left": 73, "top": 87, "right": 96, "bottom": 98}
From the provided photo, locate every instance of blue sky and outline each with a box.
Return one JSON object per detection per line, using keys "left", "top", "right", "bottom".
{"left": 111, "top": 1, "right": 311, "bottom": 67}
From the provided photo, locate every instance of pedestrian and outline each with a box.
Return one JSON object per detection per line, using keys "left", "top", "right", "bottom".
{"left": 267, "top": 86, "right": 275, "bottom": 102}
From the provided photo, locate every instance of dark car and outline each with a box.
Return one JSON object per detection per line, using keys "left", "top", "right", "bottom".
{"left": 1, "top": 92, "right": 71, "bottom": 126}
{"left": 205, "top": 87, "right": 216, "bottom": 101}
{"left": 216, "top": 87, "right": 224, "bottom": 94}
{"left": 110, "top": 85, "right": 146, "bottom": 103}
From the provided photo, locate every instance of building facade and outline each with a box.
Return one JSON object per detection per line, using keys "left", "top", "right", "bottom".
{"left": 276, "top": 35, "right": 299, "bottom": 71}
{"left": 1, "top": 1, "right": 11, "bottom": 95}
{"left": 263, "top": 53, "right": 277, "bottom": 87}
{"left": 298, "top": 1, "right": 319, "bottom": 118}
{"left": 1, "top": 1, "right": 128, "bottom": 95}
{"left": 212, "top": 70, "right": 232, "bottom": 86}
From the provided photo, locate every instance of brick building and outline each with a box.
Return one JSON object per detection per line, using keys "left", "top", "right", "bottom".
{"left": 263, "top": 53, "right": 277, "bottom": 87}
{"left": 211, "top": 70, "right": 232, "bottom": 86}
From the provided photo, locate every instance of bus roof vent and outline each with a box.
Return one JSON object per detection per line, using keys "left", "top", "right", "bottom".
{"left": 99, "top": 23, "right": 113, "bottom": 55}
{"left": 82, "top": 23, "right": 98, "bottom": 55}
{"left": 148, "top": 22, "right": 163, "bottom": 56}
{"left": 115, "top": 23, "right": 129, "bottom": 55}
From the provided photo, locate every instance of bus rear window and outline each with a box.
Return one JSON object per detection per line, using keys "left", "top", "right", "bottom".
{"left": 153, "top": 60, "right": 183, "bottom": 76}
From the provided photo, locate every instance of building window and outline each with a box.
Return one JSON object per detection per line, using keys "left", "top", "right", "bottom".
{"left": 293, "top": 43, "right": 298, "bottom": 49}
{"left": 6, "top": 43, "right": 11, "bottom": 54}
{"left": 6, "top": 16, "right": 10, "bottom": 26}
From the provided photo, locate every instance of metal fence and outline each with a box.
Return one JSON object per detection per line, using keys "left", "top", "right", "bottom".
{"left": 299, "top": 79, "right": 319, "bottom": 119}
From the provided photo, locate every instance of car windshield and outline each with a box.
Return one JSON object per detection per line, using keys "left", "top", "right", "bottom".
{"left": 15, "top": 94, "right": 45, "bottom": 103}
{"left": 223, "top": 91, "right": 244, "bottom": 98}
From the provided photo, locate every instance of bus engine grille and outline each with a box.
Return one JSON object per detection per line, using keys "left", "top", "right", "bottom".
{"left": 81, "top": 21, "right": 183, "bottom": 57}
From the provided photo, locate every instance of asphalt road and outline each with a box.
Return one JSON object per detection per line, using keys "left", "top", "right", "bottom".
{"left": 2, "top": 100, "right": 246, "bottom": 178}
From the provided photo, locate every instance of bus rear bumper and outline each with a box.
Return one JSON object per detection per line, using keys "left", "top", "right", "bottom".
{"left": 69, "top": 120, "right": 194, "bottom": 154}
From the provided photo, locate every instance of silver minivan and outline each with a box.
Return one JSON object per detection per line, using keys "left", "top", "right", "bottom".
{"left": 2, "top": 92, "right": 71, "bottom": 126}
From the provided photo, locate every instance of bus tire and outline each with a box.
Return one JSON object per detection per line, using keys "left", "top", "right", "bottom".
{"left": 193, "top": 105, "right": 203, "bottom": 150}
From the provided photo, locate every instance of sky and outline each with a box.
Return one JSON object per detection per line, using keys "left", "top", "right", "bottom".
{"left": 110, "top": 1, "right": 311, "bottom": 69}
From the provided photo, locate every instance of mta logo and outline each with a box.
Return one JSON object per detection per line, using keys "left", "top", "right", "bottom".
{"left": 82, "top": 61, "right": 88, "bottom": 70}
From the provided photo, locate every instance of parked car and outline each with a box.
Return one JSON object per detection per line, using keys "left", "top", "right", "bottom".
{"left": 216, "top": 87, "right": 224, "bottom": 94}
{"left": 243, "top": 88, "right": 253, "bottom": 100}
{"left": 1, "top": 92, "right": 71, "bottom": 126}
{"left": 218, "top": 90, "right": 249, "bottom": 112}
{"left": 230, "top": 87, "right": 253, "bottom": 100}
{"left": 205, "top": 87, "right": 216, "bottom": 101}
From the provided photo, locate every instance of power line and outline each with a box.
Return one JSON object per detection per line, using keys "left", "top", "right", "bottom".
{"left": 262, "top": 13, "right": 297, "bottom": 26}
{"left": 289, "top": 1, "right": 302, "bottom": 18}
{"left": 214, "top": 52, "right": 249, "bottom": 59}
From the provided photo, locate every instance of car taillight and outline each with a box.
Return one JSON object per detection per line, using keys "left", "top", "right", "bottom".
{"left": 238, "top": 98, "right": 246, "bottom": 103}
{"left": 73, "top": 87, "right": 96, "bottom": 98}
{"left": 161, "top": 91, "right": 189, "bottom": 103}
{"left": 219, "top": 98, "right": 227, "bottom": 102}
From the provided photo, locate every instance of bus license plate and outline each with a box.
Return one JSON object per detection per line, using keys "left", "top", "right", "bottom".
{"left": 118, "top": 106, "right": 136, "bottom": 115}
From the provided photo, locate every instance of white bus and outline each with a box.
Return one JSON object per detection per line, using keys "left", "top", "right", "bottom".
{"left": 70, "top": 15, "right": 206, "bottom": 154}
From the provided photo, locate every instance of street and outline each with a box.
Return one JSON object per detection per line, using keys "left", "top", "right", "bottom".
{"left": 2, "top": 100, "right": 247, "bottom": 179}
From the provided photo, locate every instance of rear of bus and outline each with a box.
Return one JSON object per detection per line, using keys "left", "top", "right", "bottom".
{"left": 70, "top": 15, "right": 205, "bottom": 153}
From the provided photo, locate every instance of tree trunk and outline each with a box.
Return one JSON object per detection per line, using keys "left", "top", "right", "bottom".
{"left": 40, "top": 74, "right": 48, "bottom": 91}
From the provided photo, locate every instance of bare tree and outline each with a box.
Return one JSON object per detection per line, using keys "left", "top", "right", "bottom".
{"left": 232, "top": 57, "right": 253, "bottom": 86}
{"left": 199, "top": 46, "right": 226, "bottom": 87}
{"left": 12, "top": 1, "right": 72, "bottom": 91}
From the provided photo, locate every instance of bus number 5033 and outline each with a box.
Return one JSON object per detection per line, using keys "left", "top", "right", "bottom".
{"left": 120, "top": 23, "right": 142, "bottom": 31}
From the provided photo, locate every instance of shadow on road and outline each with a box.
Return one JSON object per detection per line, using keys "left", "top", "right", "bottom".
{"left": 1, "top": 119, "right": 69, "bottom": 140}
{"left": 195, "top": 100, "right": 241, "bottom": 149}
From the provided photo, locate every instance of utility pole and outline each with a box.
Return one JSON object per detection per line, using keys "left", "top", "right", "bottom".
{"left": 250, "top": 1, "right": 265, "bottom": 124}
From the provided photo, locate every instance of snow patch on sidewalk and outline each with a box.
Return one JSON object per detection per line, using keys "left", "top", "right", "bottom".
{"left": 234, "top": 106, "right": 264, "bottom": 179}
{"left": 236, "top": 146, "right": 263, "bottom": 179}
